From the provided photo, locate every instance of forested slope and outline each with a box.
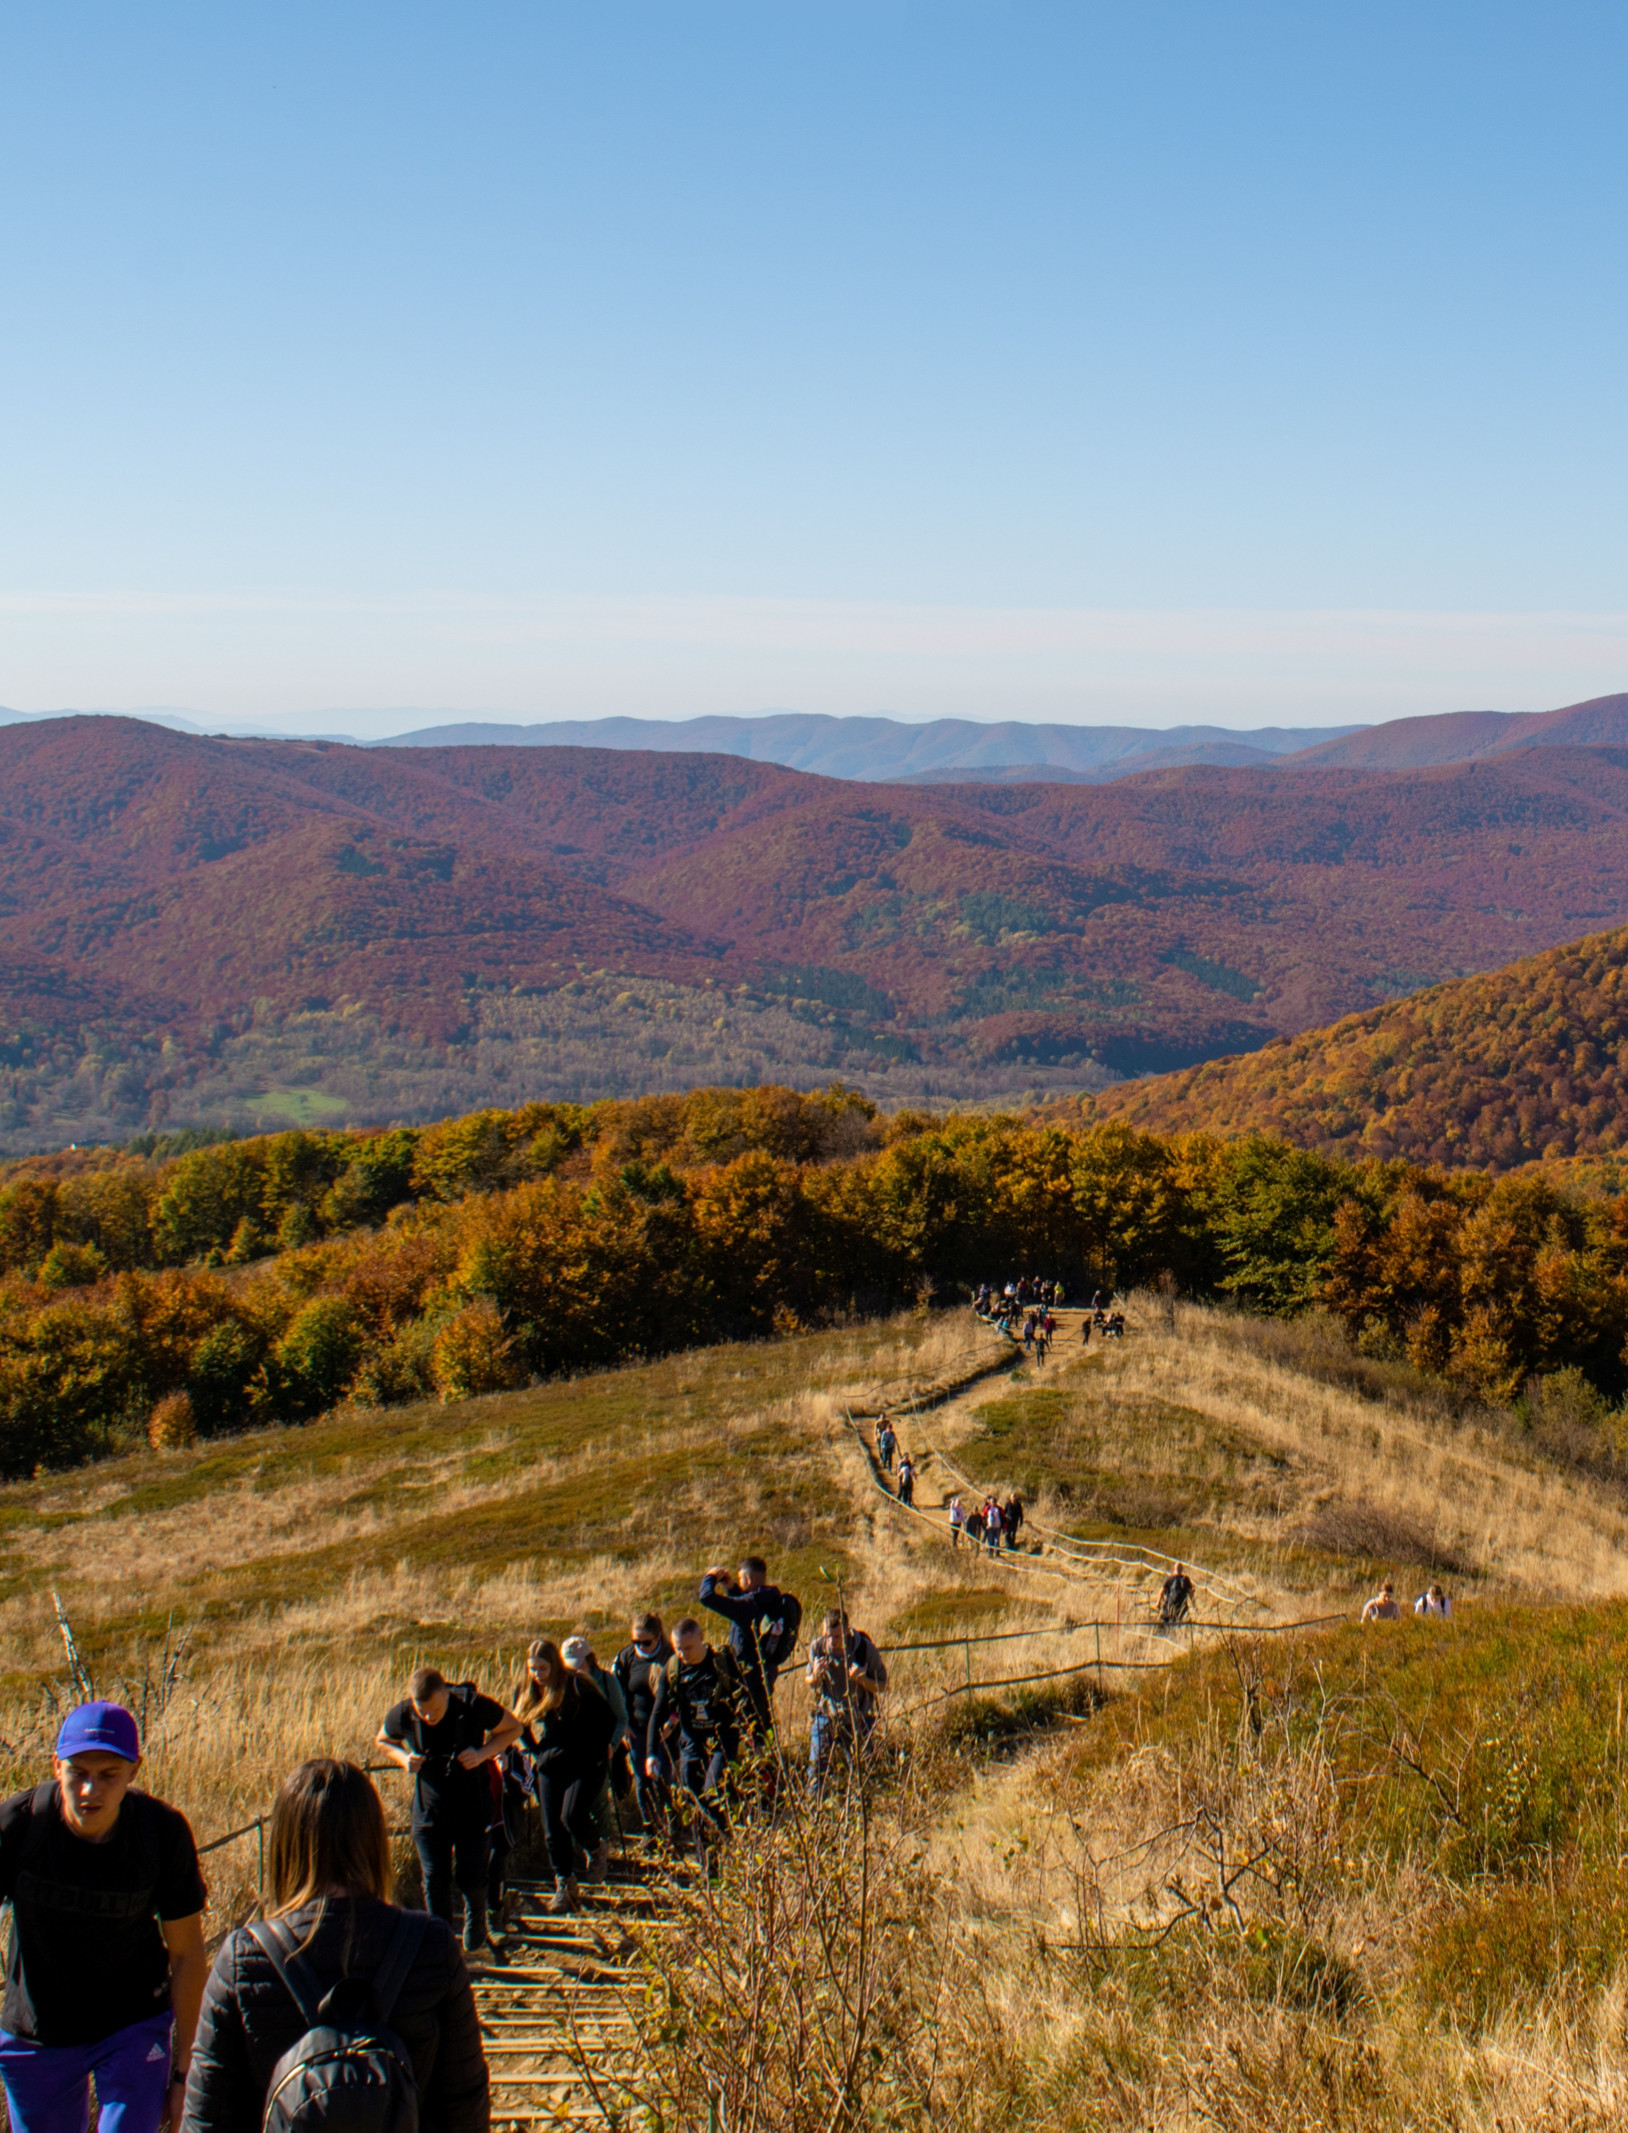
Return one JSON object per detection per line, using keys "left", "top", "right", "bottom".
{"left": 1085, "top": 921, "right": 1628, "bottom": 1170}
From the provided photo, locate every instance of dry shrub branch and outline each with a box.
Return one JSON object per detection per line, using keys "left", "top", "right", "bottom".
{"left": 594, "top": 1760, "right": 963, "bottom": 2133}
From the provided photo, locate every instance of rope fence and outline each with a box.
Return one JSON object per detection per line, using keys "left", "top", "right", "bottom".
{"left": 923, "top": 1437, "right": 1267, "bottom": 1613}
{"left": 880, "top": 1612, "right": 1349, "bottom": 1654}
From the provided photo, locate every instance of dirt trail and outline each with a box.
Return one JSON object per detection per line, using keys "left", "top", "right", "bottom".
{"left": 841, "top": 1321, "right": 1283, "bottom": 1625}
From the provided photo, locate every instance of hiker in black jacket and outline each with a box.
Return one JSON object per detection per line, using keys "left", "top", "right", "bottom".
{"left": 699, "top": 1557, "right": 798, "bottom": 1741}
{"left": 376, "top": 1667, "right": 522, "bottom": 1954}
{"left": 613, "top": 1614, "right": 674, "bottom": 1831}
{"left": 646, "top": 1618, "right": 743, "bottom": 1847}
{"left": 512, "top": 1641, "right": 617, "bottom": 1916}
{"left": 183, "top": 1759, "right": 487, "bottom": 2133}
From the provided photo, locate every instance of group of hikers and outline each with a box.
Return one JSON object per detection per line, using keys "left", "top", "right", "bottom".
{"left": 973, "top": 1280, "right": 1126, "bottom": 1354}
{"left": 1361, "top": 1579, "right": 1454, "bottom": 1621}
{"left": 871, "top": 1413, "right": 921, "bottom": 1506}
{"left": 872, "top": 1416, "right": 1028, "bottom": 1554}
{"left": 374, "top": 1556, "right": 892, "bottom": 1947}
{"left": 0, "top": 1551, "right": 890, "bottom": 2133}
{"left": 1, "top": 1523, "right": 1446, "bottom": 2133}
{"left": 947, "top": 1490, "right": 1026, "bottom": 1553}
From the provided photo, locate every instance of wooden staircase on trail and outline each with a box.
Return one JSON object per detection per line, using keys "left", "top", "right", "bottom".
{"left": 475, "top": 1857, "right": 681, "bottom": 2128}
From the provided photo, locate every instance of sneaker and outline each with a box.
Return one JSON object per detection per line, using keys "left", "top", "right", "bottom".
{"left": 548, "top": 1877, "right": 579, "bottom": 1917}
{"left": 585, "top": 1839, "right": 611, "bottom": 1884}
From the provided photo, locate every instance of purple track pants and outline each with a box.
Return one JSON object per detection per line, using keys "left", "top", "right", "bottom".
{"left": 0, "top": 2012, "right": 173, "bottom": 2133}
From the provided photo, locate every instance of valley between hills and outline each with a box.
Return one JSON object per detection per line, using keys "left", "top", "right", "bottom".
{"left": 11, "top": 700, "right": 1628, "bottom": 1151}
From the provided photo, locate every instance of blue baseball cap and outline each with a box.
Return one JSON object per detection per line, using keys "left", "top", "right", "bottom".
{"left": 56, "top": 1701, "right": 141, "bottom": 1763}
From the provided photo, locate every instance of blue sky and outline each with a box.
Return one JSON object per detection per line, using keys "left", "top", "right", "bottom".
{"left": 1, "top": 2, "right": 1625, "bottom": 731}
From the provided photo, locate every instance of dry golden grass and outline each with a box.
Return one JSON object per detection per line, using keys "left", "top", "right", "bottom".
{"left": 10, "top": 1301, "right": 1628, "bottom": 2126}
{"left": 1126, "top": 1298, "right": 1628, "bottom": 1597}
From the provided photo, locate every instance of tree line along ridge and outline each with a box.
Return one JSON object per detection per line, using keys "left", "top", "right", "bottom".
{"left": 4, "top": 1080, "right": 1628, "bottom": 1479}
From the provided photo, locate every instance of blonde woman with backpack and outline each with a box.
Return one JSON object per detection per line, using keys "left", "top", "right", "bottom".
{"left": 182, "top": 1758, "right": 488, "bottom": 2133}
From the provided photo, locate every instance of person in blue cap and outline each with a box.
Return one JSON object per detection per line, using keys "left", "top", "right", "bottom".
{"left": 0, "top": 1701, "right": 207, "bottom": 2133}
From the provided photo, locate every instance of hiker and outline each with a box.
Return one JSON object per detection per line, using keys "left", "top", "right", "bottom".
{"left": 1106, "top": 1311, "right": 1125, "bottom": 1339}
{"left": 1034, "top": 1322, "right": 1050, "bottom": 1363}
{"left": 647, "top": 1618, "right": 744, "bottom": 1851}
{"left": 806, "top": 1611, "right": 889, "bottom": 1794}
{"left": 0, "top": 1700, "right": 207, "bottom": 2133}
{"left": 897, "top": 1454, "right": 917, "bottom": 1507}
{"left": 182, "top": 1759, "right": 488, "bottom": 2133}
{"left": 376, "top": 1666, "right": 522, "bottom": 1953}
{"left": 964, "top": 1502, "right": 984, "bottom": 1548}
{"left": 1159, "top": 1563, "right": 1194, "bottom": 1625}
{"left": 876, "top": 1419, "right": 897, "bottom": 1475}
{"left": 561, "top": 1633, "right": 630, "bottom": 1863}
{"left": 1361, "top": 1581, "right": 1402, "bottom": 1623}
{"left": 982, "top": 1498, "right": 1003, "bottom": 1556}
{"left": 699, "top": 1555, "right": 801, "bottom": 1742}
{"left": 1414, "top": 1583, "right": 1452, "bottom": 1618}
{"left": 613, "top": 1614, "right": 674, "bottom": 1832}
{"left": 511, "top": 1640, "right": 617, "bottom": 1915}
{"left": 947, "top": 1494, "right": 965, "bottom": 1546}
{"left": 1022, "top": 1313, "right": 1036, "bottom": 1352}
{"left": 1003, "top": 1493, "right": 1025, "bottom": 1550}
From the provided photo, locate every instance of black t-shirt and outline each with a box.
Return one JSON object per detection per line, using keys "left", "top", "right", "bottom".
{"left": 0, "top": 1782, "right": 206, "bottom": 2047}
{"left": 382, "top": 1689, "right": 506, "bottom": 1824}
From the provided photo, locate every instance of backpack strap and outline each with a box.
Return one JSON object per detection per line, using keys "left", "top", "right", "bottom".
{"left": 5, "top": 1781, "right": 60, "bottom": 1893}
{"left": 248, "top": 1910, "right": 426, "bottom": 2031}
{"left": 368, "top": 1908, "right": 427, "bottom": 2026}
{"left": 24, "top": 1781, "right": 57, "bottom": 1854}
{"left": 246, "top": 1919, "right": 324, "bottom": 2029}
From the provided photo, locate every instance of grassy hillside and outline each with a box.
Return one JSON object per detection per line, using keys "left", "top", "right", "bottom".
{"left": 13, "top": 1082, "right": 1628, "bottom": 1479}
{"left": 1085, "top": 918, "right": 1628, "bottom": 1172}
{"left": 17, "top": 718, "right": 1628, "bottom": 1143}
{"left": 7, "top": 1300, "right": 1628, "bottom": 2127}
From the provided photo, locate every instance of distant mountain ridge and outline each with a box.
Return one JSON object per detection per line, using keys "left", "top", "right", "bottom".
{"left": 13, "top": 691, "right": 1628, "bottom": 785}
{"left": 379, "top": 711, "right": 1366, "bottom": 782}
{"left": 379, "top": 692, "right": 1628, "bottom": 783}
{"left": 1083, "top": 917, "right": 1628, "bottom": 1173}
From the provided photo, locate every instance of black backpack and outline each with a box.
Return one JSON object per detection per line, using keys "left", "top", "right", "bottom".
{"left": 757, "top": 1591, "right": 802, "bottom": 1673}
{"left": 249, "top": 1909, "right": 426, "bottom": 2133}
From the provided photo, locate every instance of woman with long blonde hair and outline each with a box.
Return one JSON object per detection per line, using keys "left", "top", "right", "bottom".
{"left": 182, "top": 1760, "right": 488, "bottom": 2133}
{"left": 512, "top": 1641, "right": 616, "bottom": 1916}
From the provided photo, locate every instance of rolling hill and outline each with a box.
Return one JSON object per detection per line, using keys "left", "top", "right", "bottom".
{"left": 15, "top": 717, "right": 1628, "bottom": 1149}
{"left": 1286, "top": 688, "right": 1628, "bottom": 769}
{"left": 1083, "top": 919, "right": 1628, "bottom": 1170}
